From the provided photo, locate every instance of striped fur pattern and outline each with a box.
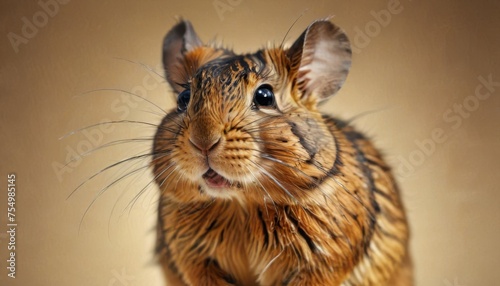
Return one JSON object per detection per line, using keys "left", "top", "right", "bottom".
{"left": 153, "top": 19, "right": 412, "bottom": 285}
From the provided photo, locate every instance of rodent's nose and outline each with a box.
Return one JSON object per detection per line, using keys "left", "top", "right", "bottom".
{"left": 189, "top": 136, "right": 221, "bottom": 156}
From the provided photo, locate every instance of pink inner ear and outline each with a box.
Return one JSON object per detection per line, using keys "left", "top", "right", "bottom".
{"left": 295, "top": 21, "right": 352, "bottom": 102}
{"left": 183, "top": 21, "right": 203, "bottom": 51}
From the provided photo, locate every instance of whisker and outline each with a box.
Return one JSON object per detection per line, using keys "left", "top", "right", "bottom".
{"left": 261, "top": 248, "right": 284, "bottom": 275}
{"left": 231, "top": 101, "right": 258, "bottom": 128}
{"left": 68, "top": 152, "right": 158, "bottom": 200}
{"left": 160, "top": 112, "right": 188, "bottom": 131}
{"left": 123, "top": 162, "right": 176, "bottom": 216}
{"left": 112, "top": 57, "right": 166, "bottom": 80}
{"left": 258, "top": 152, "right": 344, "bottom": 208}
{"left": 79, "top": 138, "right": 154, "bottom": 156}
{"left": 78, "top": 164, "right": 150, "bottom": 234}
{"left": 60, "top": 123, "right": 177, "bottom": 174}
{"left": 61, "top": 139, "right": 161, "bottom": 171}
{"left": 248, "top": 160, "right": 299, "bottom": 204}
{"left": 107, "top": 159, "right": 158, "bottom": 237}
{"left": 344, "top": 106, "right": 392, "bottom": 125}
{"left": 76, "top": 88, "right": 167, "bottom": 115}
{"left": 238, "top": 112, "right": 280, "bottom": 129}
{"left": 279, "top": 9, "right": 309, "bottom": 48}
{"left": 156, "top": 165, "right": 181, "bottom": 195}
{"left": 243, "top": 165, "right": 278, "bottom": 215}
{"left": 142, "top": 109, "right": 173, "bottom": 120}
{"left": 59, "top": 120, "right": 161, "bottom": 140}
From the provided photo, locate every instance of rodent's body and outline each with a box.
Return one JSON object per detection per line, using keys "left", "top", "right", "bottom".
{"left": 153, "top": 19, "right": 412, "bottom": 285}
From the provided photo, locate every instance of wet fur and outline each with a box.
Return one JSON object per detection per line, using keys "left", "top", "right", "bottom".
{"left": 153, "top": 19, "right": 412, "bottom": 285}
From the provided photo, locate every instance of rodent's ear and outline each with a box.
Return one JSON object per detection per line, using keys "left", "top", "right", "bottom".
{"left": 162, "top": 20, "right": 203, "bottom": 92}
{"left": 287, "top": 19, "right": 352, "bottom": 103}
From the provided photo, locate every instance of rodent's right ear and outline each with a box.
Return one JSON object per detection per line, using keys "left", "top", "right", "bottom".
{"left": 287, "top": 19, "right": 352, "bottom": 104}
{"left": 162, "top": 20, "right": 203, "bottom": 93}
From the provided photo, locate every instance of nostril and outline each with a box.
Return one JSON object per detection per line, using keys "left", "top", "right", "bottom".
{"left": 208, "top": 137, "right": 221, "bottom": 152}
{"left": 189, "top": 136, "right": 221, "bottom": 156}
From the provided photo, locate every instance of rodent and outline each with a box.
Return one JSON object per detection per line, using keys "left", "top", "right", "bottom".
{"left": 152, "top": 18, "right": 412, "bottom": 286}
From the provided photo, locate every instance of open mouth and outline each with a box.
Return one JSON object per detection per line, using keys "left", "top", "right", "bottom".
{"left": 202, "top": 168, "right": 232, "bottom": 188}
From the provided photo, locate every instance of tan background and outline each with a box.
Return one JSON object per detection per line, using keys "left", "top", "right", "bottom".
{"left": 1, "top": 0, "right": 499, "bottom": 285}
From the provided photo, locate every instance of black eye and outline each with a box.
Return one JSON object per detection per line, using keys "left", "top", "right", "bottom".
{"left": 177, "top": 90, "right": 191, "bottom": 112}
{"left": 253, "top": 85, "right": 275, "bottom": 108}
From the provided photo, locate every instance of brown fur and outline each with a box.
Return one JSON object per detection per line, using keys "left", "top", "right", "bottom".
{"left": 153, "top": 19, "right": 412, "bottom": 285}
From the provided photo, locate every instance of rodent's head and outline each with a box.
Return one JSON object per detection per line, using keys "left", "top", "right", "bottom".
{"left": 153, "top": 19, "right": 351, "bottom": 204}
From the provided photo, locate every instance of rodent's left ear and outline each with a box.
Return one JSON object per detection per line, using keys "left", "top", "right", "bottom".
{"left": 162, "top": 20, "right": 203, "bottom": 92}
{"left": 287, "top": 19, "right": 352, "bottom": 103}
